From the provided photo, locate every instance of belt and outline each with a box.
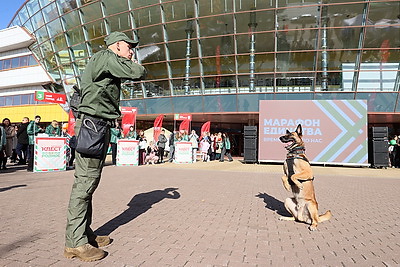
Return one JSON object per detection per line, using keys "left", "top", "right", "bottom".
{"left": 78, "top": 113, "right": 115, "bottom": 127}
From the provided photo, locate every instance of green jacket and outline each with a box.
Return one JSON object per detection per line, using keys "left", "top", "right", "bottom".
{"left": 45, "top": 125, "right": 61, "bottom": 137}
{"left": 224, "top": 138, "right": 231, "bottom": 150}
{"left": 125, "top": 131, "right": 137, "bottom": 139}
{"left": 0, "top": 126, "right": 6, "bottom": 147}
{"left": 27, "top": 121, "right": 42, "bottom": 145}
{"left": 110, "top": 128, "right": 122, "bottom": 144}
{"left": 78, "top": 49, "right": 145, "bottom": 120}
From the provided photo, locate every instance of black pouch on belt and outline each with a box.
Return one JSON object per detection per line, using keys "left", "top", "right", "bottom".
{"left": 75, "top": 115, "right": 109, "bottom": 158}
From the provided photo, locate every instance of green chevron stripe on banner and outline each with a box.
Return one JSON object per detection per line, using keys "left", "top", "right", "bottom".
{"left": 314, "top": 100, "right": 367, "bottom": 163}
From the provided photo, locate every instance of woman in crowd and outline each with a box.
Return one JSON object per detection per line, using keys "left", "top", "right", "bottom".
{"left": 10, "top": 124, "right": 18, "bottom": 163}
{"left": 2, "top": 118, "right": 16, "bottom": 169}
{"left": 189, "top": 130, "right": 199, "bottom": 162}
{"left": 209, "top": 133, "right": 216, "bottom": 161}
{"left": 220, "top": 132, "right": 233, "bottom": 162}
{"left": 215, "top": 132, "right": 223, "bottom": 161}
{"left": 200, "top": 134, "right": 211, "bottom": 162}
{"left": 125, "top": 126, "right": 137, "bottom": 139}
{"left": 137, "top": 130, "right": 147, "bottom": 165}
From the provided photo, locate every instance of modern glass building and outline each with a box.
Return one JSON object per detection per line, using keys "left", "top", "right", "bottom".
{"left": 8, "top": 0, "right": 400, "bottom": 132}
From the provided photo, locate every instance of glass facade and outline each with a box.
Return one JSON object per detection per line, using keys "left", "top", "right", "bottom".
{"left": 8, "top": 0, "right": 400, "bottom": 116}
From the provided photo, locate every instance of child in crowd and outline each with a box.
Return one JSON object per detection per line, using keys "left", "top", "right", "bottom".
{"left": 145, "top": 141, "right": 159, "bottom": 164}
{"left": 200, "top": 137, "right": 210, "bottom": 162}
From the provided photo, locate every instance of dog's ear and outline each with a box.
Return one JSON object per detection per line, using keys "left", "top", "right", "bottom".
{"left": 295, "top": 124, "right": 302, "bottom": 136}
{"left": 286, "top": 129, "right": 290, "bottom": 135}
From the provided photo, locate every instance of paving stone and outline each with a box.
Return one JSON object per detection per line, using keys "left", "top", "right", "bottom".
{"left": 0, "top": 160, "right": 399, "bottom": 266}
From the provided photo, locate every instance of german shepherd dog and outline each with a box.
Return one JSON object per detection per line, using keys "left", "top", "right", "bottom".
{"left": 279, "top": 124, "right": 332, "bottom": 231}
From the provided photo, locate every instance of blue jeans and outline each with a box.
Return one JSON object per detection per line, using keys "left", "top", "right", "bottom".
{"left": 16, "top": 143, "right": 28, "bottom": 163}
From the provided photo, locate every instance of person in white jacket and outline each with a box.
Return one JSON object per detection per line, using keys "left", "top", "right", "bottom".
{"left": 189, "top": 130, "right": 199, "bottom": 162}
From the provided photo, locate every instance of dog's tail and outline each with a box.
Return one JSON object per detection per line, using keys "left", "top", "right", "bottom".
{"left": 318, "top": 210, "right": 332, "bottom": 223}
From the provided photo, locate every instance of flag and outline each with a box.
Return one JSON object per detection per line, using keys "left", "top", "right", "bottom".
{"left": 67, "top": 110, "right": 76, "bottom": 136}
{"left": 122, "top": 112, "right": 136, "bottom": 136}
{"left": 179, "top": 119, "right": 190, "bottom": 132}
{"left": 153, "top": 114, "right": 164, "bottom": 141}
{"left": 200, "top": 121, "right": 211, "bottom": 139}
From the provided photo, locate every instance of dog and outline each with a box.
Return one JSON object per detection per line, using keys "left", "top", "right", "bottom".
{"left": 279, "top": 124, "right": 332, "bottom": 231}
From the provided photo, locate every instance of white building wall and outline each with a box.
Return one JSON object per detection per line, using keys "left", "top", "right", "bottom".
{"left": 0, "top": 66, "right": 53, "bottom": 89}
{"left": 0, "top": 86, "right": 44, "bottom": 97}
{"left": 0, "top": 26, "right": 35, "bottom": 53}
{"left": 0, "top": 48, "right": 31, "bottom": 60}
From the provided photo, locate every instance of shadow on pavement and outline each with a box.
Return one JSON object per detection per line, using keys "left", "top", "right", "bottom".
{"left": 95, "top": 187, "right": 180, "bottom": 236}
{"left": 0, "top": 184, "right": 27, "bottom": 193}
{"left": 0, "top": 165, "right": 28, "bottom": 174}
{"left": 255, "top": 192, "right": 291, "bottom": 217}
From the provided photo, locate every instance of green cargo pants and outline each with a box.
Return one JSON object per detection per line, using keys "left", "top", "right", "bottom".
{"left": 65, "top": 118, "right": 110, "bottom": 248}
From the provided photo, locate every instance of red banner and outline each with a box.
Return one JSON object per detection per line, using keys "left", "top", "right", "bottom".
{"left": 67, "top": 110, "right": 76, "bottom": 136}
{"left": 200, "top": 121, "right": 211, "bottom": 138}
{"left": 153, "top": 114, "right": 164, "bottom": 141}
{"left": 121, "top": 107, "right": 137, "bottom": 136}
{"left": 179, "top": 119, "right": 190, "bottom": 132}
{"left": 174, "top": 113, "right": 192, "bottom": 121}
{"left": 34, "top": 91, "right": 66, "bottom": 104}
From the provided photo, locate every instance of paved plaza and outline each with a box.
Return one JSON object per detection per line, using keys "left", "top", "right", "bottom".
{"left": 0, "top": 159, "right": 399, "bottom": 267}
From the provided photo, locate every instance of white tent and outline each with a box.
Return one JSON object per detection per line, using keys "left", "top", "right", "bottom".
{"left": 143, "top": 127, "right": 172, "bottom": 148}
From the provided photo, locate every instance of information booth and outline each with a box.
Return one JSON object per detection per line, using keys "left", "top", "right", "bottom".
{"left": 34, "top": 137, "right": 67, "bottom": 172}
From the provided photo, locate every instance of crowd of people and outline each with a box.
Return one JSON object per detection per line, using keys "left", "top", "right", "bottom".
{"left": 0, "top": 116, "right": 76, "bottom": 171}
{"left": 0, "top": 115, "right": 235, "bottom": 171}
{"left": 107, "top": 124, "right": 235, "bottom": 166}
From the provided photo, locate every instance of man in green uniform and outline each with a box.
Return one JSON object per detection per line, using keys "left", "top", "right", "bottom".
{"left": 27, "top": 115, "right": 44, "bottom": 172}
{"left": 64, "top": 31, "right": 145, "bottom": 262}
{"left": 45, "top": 120, "right": 61, "bottom": 137}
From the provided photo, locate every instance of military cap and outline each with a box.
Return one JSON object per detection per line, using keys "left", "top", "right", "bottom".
{"left": 104, "top": 31, "right": 138, "bottom": 47}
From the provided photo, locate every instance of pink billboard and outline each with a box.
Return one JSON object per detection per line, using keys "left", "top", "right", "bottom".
{"left": 258, "top": 100, "right": 368, "bottom": 165}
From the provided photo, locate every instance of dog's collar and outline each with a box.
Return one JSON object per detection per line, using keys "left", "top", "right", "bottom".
{"left": 287, "top": 146, "right": 305, "bottom": 154}
{"left": 286, "top": 154, "right": 309, "bottom": 163}
{"left": 286, "top": 146, "right": 307, "bottom": 162}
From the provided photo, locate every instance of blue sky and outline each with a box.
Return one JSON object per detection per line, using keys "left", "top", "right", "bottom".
{"left": 1, "top": 0, "right": 26, "bottom": 29}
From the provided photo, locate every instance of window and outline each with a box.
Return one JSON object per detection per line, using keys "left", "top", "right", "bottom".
{"left": 13, "top": 95, "right": 21, "bottom": 105}
{"left": 3, "top": 59, "right": 11, "bottom": 70}
{"left": 20, "top": 56, "right": 29, "bottom": 66}
{"left": 0, "top": 55, "right": 39, "bottom": 71}
{"left": 21, "top": 95, "right": 30, "bottom": 105}
{"left": 5, "top": 96, "right": 13, "bottom": 106}
{"left": 11, "top": 57, "right": 20, "bottom": 68}
{"left": 29, "top": 55, "right": 39, "bottom": 66}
